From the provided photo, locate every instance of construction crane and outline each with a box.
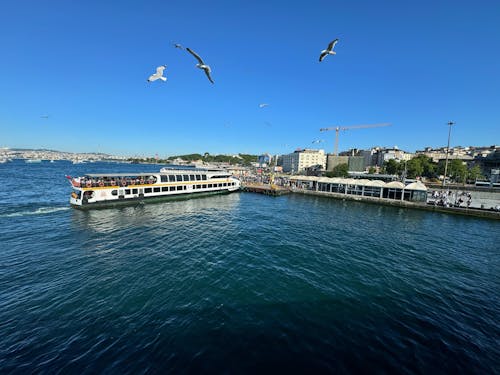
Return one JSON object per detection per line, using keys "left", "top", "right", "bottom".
{"left": 319, "top": 123, "right": 392, "bottom": 156}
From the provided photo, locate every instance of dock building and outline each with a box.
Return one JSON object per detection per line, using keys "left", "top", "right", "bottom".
{"left": 289, "top": 176, "right": 428, "bottom": 203}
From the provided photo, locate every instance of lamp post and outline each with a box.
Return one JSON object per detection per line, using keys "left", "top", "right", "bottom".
{"left": 442, "top": 121, "right": 455, "bottom": 188}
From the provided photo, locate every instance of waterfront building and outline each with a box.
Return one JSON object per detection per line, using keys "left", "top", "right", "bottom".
{"left": 281, "top": 149, "right": 326, "bottom": 174}
{"left": 289, "top": 176, "right": 428, "bottom": 203}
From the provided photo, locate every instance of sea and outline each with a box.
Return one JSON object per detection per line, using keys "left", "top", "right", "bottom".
{"left": 0, "top": 160, "right": 498, "bottom": 373}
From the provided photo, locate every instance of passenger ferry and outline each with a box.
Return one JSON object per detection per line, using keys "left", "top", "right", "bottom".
{"left": 67, "top": 167, "right": 241, "bottom": 209}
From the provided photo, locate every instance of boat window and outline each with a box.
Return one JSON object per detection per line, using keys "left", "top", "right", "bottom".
{"left": 162, "top": 187, "right": 168, "bottom": 192}
{"left": 111, "top": 190, "right": 118, "bottom": 196}
{"left": 125, "top": 189, "right": 131, "bottom": 195}
{"left": 170, "top": 186, "right": 176, "bottom": 191}
{"left": 161, "top": 176, "right": 168, "bottom": 183}
{"left": 145, "top": 188, "right": 152, "bottom": 193}
{"left": 196, "top": 175, "right": 201, "bottom": 181}
{"left": 176, "top": 186, "right": 183, "bottom": 191}
{"left": 183, "top": 175, "right": 189, "bottom": 181}
{"left": 208, "top": 184, "right": 213, "bottom": 188}
{"left": 223, "top": 183, "right": 227, "bottom": 187}
{"left": 176, "top": 175, "right": 183, "bottom": 182}
{"left": 202, "top": 175, "right": 207, "bottom": 180}
{"left": 189, "top": 174, "right": 195, "bottom": 181}
{"left": 169, "top": 175, "right": 176, "bottom": 182}
{"left": 153, "top": 187, "right": 160, "bottom": 192}
{"left": 132, "top": 188, "right": 138, "bottom": 194}
{"left": 183, "top": 186, "right": 187, "bottom": 190}
{"left": 196, "top": 185, "right": 201, "bottom": 189}
{"left": 202, "top": 184, "right": 207, "bottom": 188}
{"left": 211, "top": 175, "right": 228, "bottom": 179}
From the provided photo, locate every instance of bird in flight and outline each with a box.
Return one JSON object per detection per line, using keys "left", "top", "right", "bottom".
{"left": 186, "top": 48, "right": 214, "bottom": 84}
{"left": 147, "top": 66, "right": 167, "bottom": 82}
{"left": 173, "top": 43, "right": 184, "bottom": 50}
{"left": 312, "top": 139, "right": 325, "bottom": 144}
{"left": 319, "top": 39, "right": 339, "bottom": 62}
{"left": 40, "top": 115, "right": 50, "bottom": 119}
{"left": 259, "top": 103, "right": 269, "bottom": 108}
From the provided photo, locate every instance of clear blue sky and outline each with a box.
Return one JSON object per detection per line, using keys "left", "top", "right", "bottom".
{"left": 1, "top": 0, "right": 499, "bottom": 157}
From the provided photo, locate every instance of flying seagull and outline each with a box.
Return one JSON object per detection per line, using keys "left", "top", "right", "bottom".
{"left": 319, "top": 38, "right": 339, "bottom": 62}
{"left": 312, "top": 139, "right": 325, "bottom": 144}
{"left": 173, "top": 43, "right": 184, "bottom": 50}
{"left": 186, "top": 47, "right": 214, "bottom": 84}
{"left": 259, "top": 103, "right": 269, "bottom": 108}
{"left": 147, "top": 65, "right": 167, "bottom": 82}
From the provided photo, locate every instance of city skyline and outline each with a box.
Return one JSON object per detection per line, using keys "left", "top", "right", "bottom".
{"left": 1, "top": 1, "right": 499, "bottom": 156}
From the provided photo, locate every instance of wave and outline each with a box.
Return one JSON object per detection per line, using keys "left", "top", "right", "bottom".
{"left": 0, "top": 206, "right": 70, "bottom": 218}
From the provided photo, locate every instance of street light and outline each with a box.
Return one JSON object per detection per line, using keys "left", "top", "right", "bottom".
{"left": 442, "top": 121, "right": 455, "bottom": 188}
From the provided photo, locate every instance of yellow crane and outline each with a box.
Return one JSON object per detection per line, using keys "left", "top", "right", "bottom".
{"left": 319, "top": 123, "right": 392, "bottom": 156}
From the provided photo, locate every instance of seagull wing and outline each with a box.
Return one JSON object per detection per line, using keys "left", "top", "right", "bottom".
{"left": 186, "top": 48, "right": 205, "bottom": 64}
{"left": 204, "top": 68, "right": 214, "bottom": 84}
{"left": 327, "top": 38, "right": 339, "bottom": 51}
{"left": 319, "top": 51, "right": 327, "bottom": 62}
{"left": 156, "top": 66, "right": 165, "bottom": 74}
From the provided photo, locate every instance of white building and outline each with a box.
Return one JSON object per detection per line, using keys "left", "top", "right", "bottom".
{"left": 281, "top": 149, "right": 326, "bottom": 173}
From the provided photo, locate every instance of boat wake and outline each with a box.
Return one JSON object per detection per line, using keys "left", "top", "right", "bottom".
{"left": 0, "top": 206, "right": 70, "bottom": 218}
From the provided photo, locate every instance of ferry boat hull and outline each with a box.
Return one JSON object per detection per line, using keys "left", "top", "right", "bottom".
{"left": 70, "top": 189, "right": 232, "bottom": 210}
{"left": 67, "top": 168, "right": 241, "bottom": 209}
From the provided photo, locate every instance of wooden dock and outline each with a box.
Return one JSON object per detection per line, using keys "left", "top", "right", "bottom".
{"left": 241, "top": 184, "right": 290, "bottom": 196}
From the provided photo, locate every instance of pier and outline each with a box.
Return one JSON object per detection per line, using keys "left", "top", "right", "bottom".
{"left": 241, "top": 183, "right": 290, "bottom": 196}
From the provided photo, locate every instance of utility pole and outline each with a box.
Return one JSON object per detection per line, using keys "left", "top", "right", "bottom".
{"left": 442, "top": 121, "right": 455, "bottom": 188}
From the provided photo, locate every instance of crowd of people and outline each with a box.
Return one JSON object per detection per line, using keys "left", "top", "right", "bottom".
{"left": 429, "top": 190, "right": 472, "bottom": 208}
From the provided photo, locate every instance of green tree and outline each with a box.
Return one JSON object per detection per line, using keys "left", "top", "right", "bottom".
{"left": 406, "top": 158, "right": 423, "bottom": 178}
{"left": 384, "top": 159, "right": 400, "bottom": 174}
{"left": 368, "top": 166, "right": 376, "bottom": 174}
{"left": 467, "top": 165, "right": 483, "bottom": 182}
{"left": 446, "top": 159, "right": 468, "bottom": 182}
{"left": 327, "top": 163, "right": 349, "bottom": 177}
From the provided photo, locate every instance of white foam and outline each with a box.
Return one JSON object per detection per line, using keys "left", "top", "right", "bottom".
{"left": 0, "top": 206, "right": 70, "bottom": 218}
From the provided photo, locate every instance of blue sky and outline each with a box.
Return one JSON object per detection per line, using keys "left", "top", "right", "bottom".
{"left": 1, "top": 0, "right": 499, "bottom": 157}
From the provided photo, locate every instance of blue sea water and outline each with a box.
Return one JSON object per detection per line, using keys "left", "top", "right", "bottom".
{"left": 0, "top": 160, "right": 499, "bottom": 373}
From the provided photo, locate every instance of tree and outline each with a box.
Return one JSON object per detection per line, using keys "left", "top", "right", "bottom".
{"left": 368, "top": 166, "right": 377, "bottom": 174}
{"left": 467, "top": 165, "right": 483, "bottom": 182}
{"left": 326, "top": 163, "right": 349, "bottom": 177}
{"left": 406, "top": 158, "right": 423, "bottom": 179}
{"left": 447, "top": 159, "right": 468, "bottom": 182}
{"left": 384, "top": 159, "right": 400, "bottom": 174}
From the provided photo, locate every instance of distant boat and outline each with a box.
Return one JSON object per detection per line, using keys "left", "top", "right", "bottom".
{"left": 50, "top": 160, "right": 55, "bottom": 163}
{"left": 0, "top": 158, "right": 8, "bottom": 164}
{"left": 72, "top": 160, "right": 86, "bottom": 164}
{"left": 25, "top": 159, "right": 42, "bottom": 163}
